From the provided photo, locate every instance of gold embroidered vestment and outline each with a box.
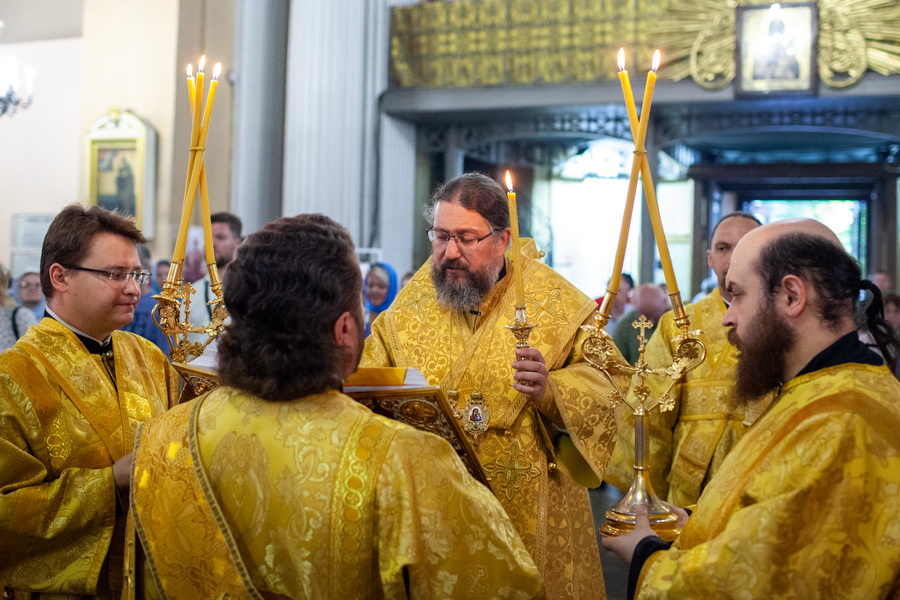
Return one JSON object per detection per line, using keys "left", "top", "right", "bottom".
{"left": 362, "top": 241, "right": 627, "bottom": 600}
{"left": 0, "top": 318, "right": 178, "bottom": 598}
{"left": 635, "top": 363, "right": 900, "bottom": 599}
{"left": 132, "top": 388, "right": 542, "bottom": 599}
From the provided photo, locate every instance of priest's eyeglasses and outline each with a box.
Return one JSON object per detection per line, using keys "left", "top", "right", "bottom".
{"left": 66, "top": 265, "right": 152, "bottom": 285}
{"left": 427, "top": 228, "right": 496, "bottom": 248}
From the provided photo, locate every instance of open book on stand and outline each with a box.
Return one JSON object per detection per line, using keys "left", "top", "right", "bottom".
{"left": 344, "top": 367, "right": 491, "bottom": 491}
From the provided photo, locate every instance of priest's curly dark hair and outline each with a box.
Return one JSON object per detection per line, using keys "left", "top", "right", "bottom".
{"left": 217, "top": 214, "right": 363, "bottom": 401}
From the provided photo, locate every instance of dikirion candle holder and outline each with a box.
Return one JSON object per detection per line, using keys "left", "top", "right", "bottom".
{"left": 583, "top": 48, "right": 707, "bottom": 541}
{"left": 583, "top": 296, "right": 705, "bottom": 541}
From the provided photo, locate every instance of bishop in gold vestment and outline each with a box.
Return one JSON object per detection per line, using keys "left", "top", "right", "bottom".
{"left": 363, "top": 241, "right": 626, "bottom": 599}
{"left": 0, "top": 319, "right": 178, "bottom": 597}
{"left": 132, "top": 387, "right": 542, "bottom": 599}
{"left": 633, "top": 363, "right": 900, "bottom": 599}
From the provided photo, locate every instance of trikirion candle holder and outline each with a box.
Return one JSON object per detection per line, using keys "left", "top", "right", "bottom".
{"left": 151, "top": 57, "right": 227, "bottom": 393}
{"left": 582, "top": 48, "right": 707, "bottom": 541}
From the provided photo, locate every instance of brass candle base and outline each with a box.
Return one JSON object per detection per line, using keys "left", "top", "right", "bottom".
{"left": 601, "top": 411, "right": 680, "bottom": 542}
{"left": 506, "top": 306, "right": 538, "bottom": 348}
{"left": 506, "top": 305, "right": 538, "bottom": 387}
{"left": 601, "top": 469, "right": 681, "bottom": 542}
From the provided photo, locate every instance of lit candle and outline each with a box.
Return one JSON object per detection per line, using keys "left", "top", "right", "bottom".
{"left": 617, "top": 48, "right": 640, "bottom": 138}
{"left": 180, "top": 63, "right": 220, "bottom": 265}
{"left": 608, "top": 48, "right": 642, "bottom": 296}
{"left": 198, "top": 64, "right": 222, "bottom": 268}
{"left": 636, "top": 50, "right": 679, "bottom": 295}
{"left": 634, "top": 50, "right": 659, "bottom": 161}
{"left": 173, "top": 62, "right": 199, "bottom": 262}
{"left": 505, "top": 171, "right": 526, "bottom": 307}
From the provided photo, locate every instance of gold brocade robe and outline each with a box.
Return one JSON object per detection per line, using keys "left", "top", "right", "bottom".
{"left": 635, "top": 363, "right": 900, "bottom": 599}
{"left": 132, "top": 388, "right": 543, "bottom": 599}
{"left": 362, "top": 241, "right": 627, "bottom": 600}
{"left": 605, "top": 289, "right": 769, "bottom": 507}
{"left": 0, "top": 318, "right": 179, "bottom": 598}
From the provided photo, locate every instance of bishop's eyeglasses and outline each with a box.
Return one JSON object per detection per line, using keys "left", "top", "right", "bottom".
{"left": 65, "top": 265, "right": 152, "bottom": 285}
{"left": 427, "top": 227, "right": 497, "bottom": 249}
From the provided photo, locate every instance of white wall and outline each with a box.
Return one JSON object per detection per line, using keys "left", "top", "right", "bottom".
{"left": 0, "top": 37, "right": 83, "bottom": 272}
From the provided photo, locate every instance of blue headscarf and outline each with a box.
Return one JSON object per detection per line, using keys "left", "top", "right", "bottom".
{"left": 364, "top": 262, "right": 398, "bottom": 315}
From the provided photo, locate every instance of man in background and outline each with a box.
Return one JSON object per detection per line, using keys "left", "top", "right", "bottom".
{"left": 152, "top": 258, "right": 170, "bottom": 293}
{"left": 597, "top": 273, "right": 634, "bottom": 334}
{"left": 605, "top": 212, "right": 762, "bottom": 507}
{"left": 0, "top": 204, "right": 179, "bottom": 597}
{"left": 187, "top": 211, "right": 242, "bottom": 351}
{"left": 604, "top": 218, "right": 900, "bottom": 599}
{"left": 612, "top": 282, "right": 670, "bottom": 364}
{"left": 132, "top": 213, "right": 542, "bottom": 598}
{"left": 12, "top": 268, "right": 46, "bottom": 322}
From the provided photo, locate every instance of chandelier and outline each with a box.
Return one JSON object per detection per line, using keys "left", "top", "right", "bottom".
{"left": 0, "top": 20, "right": 35, "bottom": 118}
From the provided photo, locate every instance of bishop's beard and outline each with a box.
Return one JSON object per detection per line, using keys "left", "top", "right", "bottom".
{"left": 431, "top": 257, "right": 502, "bottom": 311}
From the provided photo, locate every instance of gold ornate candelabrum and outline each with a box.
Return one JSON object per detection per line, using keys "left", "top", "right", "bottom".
{"left": 583, "top": 297, "right": 705, "bottom": 541}
{"left": 152, "top": 262, "right": 228, "bottom": 365}
{"left": 582, "top": 48, "right": 706, "bottom": 540}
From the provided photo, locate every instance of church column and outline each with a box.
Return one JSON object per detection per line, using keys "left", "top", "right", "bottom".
{"left": 379, "top": 114, "right": 417, "bottom": 274}
{"left": 282, "top": 1, "right": 370, "bottom": 241}
{"left": 230, "top": 0, "right": 288, "bottom": 234}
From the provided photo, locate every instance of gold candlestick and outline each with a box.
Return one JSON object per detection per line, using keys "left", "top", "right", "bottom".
{"left": 506, "top": 305, "right": 538, "bottom": 348}
{"left": 584, "top": 48, "right": 706, "bottom": 541}
{"left": 582, "top": 315, "right": 705, "bottom": 541}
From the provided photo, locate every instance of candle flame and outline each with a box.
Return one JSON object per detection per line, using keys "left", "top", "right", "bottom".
{"left": 651, "top": 49, "right": 661, "bottom": 72}
{"left": 617, "top": 48, "right": 626, "bottom": 71}
{"left": 213, "top": 63, "right": 222, "bottom": 79}
{"left": 198, "top": 55, "right": 206, "bottom": 73}
{"left": 505, "top": 170, "right": 514, "bottom": 192}
{"left": 186, "top": 64, "right": 193, "bottom": 78}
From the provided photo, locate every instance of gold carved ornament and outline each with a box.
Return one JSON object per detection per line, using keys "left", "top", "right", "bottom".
{"left": 654, "top": 0, "right": 900, "bottom": 90}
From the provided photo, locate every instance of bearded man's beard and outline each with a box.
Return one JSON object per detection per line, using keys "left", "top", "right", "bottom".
{"left": 728, "top": 310, "right": 795, "bottom": 405}
{"left": 432, "top": 256, "right": 503, "bottom": 310}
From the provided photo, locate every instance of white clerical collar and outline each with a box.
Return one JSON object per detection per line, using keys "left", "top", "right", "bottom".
{"left": 46, "top": 307, "right": 112, "bottom": 347}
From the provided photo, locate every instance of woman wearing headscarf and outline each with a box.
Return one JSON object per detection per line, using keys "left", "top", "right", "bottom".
{"left": 1, "top": 263, "right": 37, "bottom": 351}
{"left": 363, "top": 262, "right": 398, "bottom": 336}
